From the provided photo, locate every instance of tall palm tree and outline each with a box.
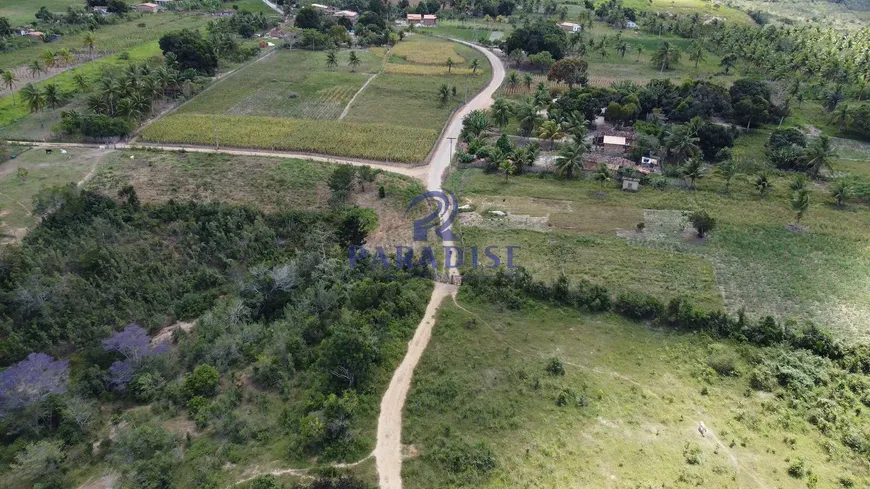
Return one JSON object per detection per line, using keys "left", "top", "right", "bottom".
{"left": 446, "top": 57, "right": 455, "bottom": 74}
{"left": 83, "top": 32, "right": 97, "bottom": 59}
{"left": 497, "top": 153, "right": 515, "bottom": 182}
{"left": 43, "top": 83, "right": 61, "bottom": 109}
{"left": 616, "top": 40, "right": 627, "bottom": 58}
{"left": 515, "top": 99, "right": 540, "bottom": 137}
{"left": 832, "top": 104, "right": 852, "bottom": 135}
{"left": 805, "top": 135, "right": 837, "bottom": 179}
{"left": 665, "top": 125, "right": 700, "bottom": 163}
{"left": 348, "top": 51, "right": 361, "bottom": 72}
{"left": 58, "top": 48, "right": 74, "bottom": 68}
{"left": 538, "top": 120, "right": 565, "bottom": 149}
{"left": 635, "top": 45, "right": 643, "bottom": 62}
{"left": 28, "top": 60, "right": 43, "bottom": 78}
{"left": 491, "top": 98, "right": 511, "bottom": 127}
{"left": 651, "top": 41, "right": 680, "bottom": 72}
{"left": 523, "top": 72, "right": 533, "bottom": 91}
{"left": 40, "top": 50, "right": 57, "bottom": 70}
{"left": 720, "top": 53, "right": 738, "bottom": 75}
{"left": 593, "top": 163, "right": 611, "bottom": 186}
{"left": 20, "top": 83, "right": 46, "bottom": 114}
{"left": 790, "top": 188, "right": 809, "bottom": 225}
{"left": 471, "top": 59, "right": 481, "bottom": 74}
{"left": 506, "top": 71, "right": 519, "bottom": 91}
{"left": 689, "top": 42, "right": 706, "bottom": 68}
{"left": 326, "top": 50, "right": 337, "bottom": 70}
{"left": 681, "top": 158, "right": 703, "bottom": 189}
{"left": 554, "top": 138, "right": 587, "bottom": 179}
{"left": 2, "top": 70, "right": 17, "bottom": 105}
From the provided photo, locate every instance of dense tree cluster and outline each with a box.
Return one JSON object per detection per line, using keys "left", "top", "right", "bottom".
{"left": 504, "top": 19, "right": 569, "bottom": 59}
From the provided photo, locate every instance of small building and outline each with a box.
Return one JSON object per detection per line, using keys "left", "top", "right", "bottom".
{"left": 626, "top": 20, "right": 638, "bottom": 29}
{"left": 558, "top": 22, "right": 581, "bottom": 32}
{"left": 135, "top": 3, "right": 159, "bottom": 13}
{"left": 334, "top": 10, "right": 359, "bottom": 24}
{"left": 25, "top": 31, "right": 44, "bottom": 39}
{"left": 407, "top": 13, "right": 422, "bottom": 23}
{"left": 622, "top": 178, "right": 640, "bottom": 192}
{"left": 602, "top": 135, "right": 628, "bottom": 154}
{"left": 422, "top": 14, "right": 437, "bottom": 26}
{"left": 311, "top": 3, "right": 334, "bottom": 12}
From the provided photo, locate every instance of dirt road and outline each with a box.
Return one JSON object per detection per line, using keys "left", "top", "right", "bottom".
{"left": 373, "top": 40, "right": 505, "bottom": 489}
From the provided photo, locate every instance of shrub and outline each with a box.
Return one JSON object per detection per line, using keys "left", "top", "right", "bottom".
{"left": 430, "top": 439, "right": 497, "bottom": 476}
{"left": 707, "top": 353, "right": 739, "bottom": 376}
{"left": 787, "top": 458, "right": 807, "bottom": 478}
{"left": 689, "top": 210, "right": 716, "bottom": 238}
{"left": 614, "top": 291, "right": 663, "bottom": 320}
{"left": 183, "top": 364, "right": 220, "bottom": 398}
{"left": 545, "top": 357, "right": 565, "bottom": 376}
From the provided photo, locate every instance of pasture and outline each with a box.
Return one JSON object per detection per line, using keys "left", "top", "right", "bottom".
{"left": 0, "top": 0, "right": 73, "bottom": 25}
{"left": 403, "top": 297, "right": 869, "bottom": 488}
{"left": 446, "top": 166, "right": 870, "bottom": 342}
{"left": 145, "top": 35, "right": 492, "bottom": 162}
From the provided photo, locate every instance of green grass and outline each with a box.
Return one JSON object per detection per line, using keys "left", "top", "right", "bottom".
{"left": 0, "top": 0, "right": 74, "bottom": 25}
{"left": 402, "top": 297, "right": 869, "bottom": 488}
{"left": 146, "top": 35, "right": 492, "bottom": 162}
{"left": 447, "top": 167, "right": 870, "bottom": 341}
{"left": 0, "top": 146, "right": 102, "bottom": 234}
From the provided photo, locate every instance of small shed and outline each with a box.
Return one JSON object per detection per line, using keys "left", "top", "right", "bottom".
{"left": 136, "top": 3, "right": 159, "bottom": 13}
{"left": 626, "top": 20, "right": 638, "bottom": 29}
{"left": 558, "top": 22, "right": 581, "bottom": 32}
{"left": 602, "top": 135, "right": 628, "bottom": 154}
{"left": 407, "top": 13, "right": 422, "bottom": 23}
{"left": 622, "top": 178, "right": 640, "bottom": 192}
{"left": 422, "top": 14, "right": 437, "bottom": 26}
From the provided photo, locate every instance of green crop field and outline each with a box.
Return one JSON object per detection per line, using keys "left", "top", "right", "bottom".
{"left": 403, "top": 297, "right": 870, "bottom": 488}
{"left": 446, "top": 166, "right": 870, "bottom": 342}
{"left": 0, "top": 0, "right": 75, "bottom": 25}
{"left": 145, "top": 35, "right": 493, "bottom": 162}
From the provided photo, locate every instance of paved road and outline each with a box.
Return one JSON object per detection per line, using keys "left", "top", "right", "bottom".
{"left": 373, "top": 40, "right": 506, "bottom": 489}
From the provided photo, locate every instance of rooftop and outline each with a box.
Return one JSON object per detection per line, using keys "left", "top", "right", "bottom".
{"left": 603, "top": 136, "right": 627, "bottom": 146}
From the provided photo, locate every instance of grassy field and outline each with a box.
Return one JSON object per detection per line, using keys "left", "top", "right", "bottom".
{"left": 402, "top": 297, "right": 869, "bottom": 488}
{"left": 145, "top": 35, "right": 492, "bottom": 162}
{"left": 0, "top": 0, "right": 74, "bottom": 25}
{"left": 0, "top": 146, "right": 104, "bottom": 239}
{"left": 446, "top": 166, "right": 870, "bottom": 342}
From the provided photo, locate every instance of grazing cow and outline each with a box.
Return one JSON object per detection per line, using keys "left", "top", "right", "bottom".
{"left": 44, "top": 149, "right": 53, "bottom": 155}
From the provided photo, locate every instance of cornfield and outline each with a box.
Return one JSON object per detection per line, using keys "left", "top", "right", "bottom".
{"left": 385, "top": 64, "right": 477, "bottom": 76}
{"left": 390, "top": 39, "right": 465, "bottom": 65}
{"left": 142, "top": 114, "right": 438, "bottom": 163}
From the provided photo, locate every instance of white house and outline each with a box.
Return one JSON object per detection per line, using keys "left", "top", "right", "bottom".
{"left": 626, "top": 20, "right": 638, "bottom": 29}
{"left": 558, "top": 22, "right": 582, "bottom": 32}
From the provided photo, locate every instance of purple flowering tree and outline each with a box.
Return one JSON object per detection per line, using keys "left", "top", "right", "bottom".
{"left": 102, "top": 324, "right": 167, "bottom": 387}
{"left": 0, "top": 353, "right": 69, "bottom": 413}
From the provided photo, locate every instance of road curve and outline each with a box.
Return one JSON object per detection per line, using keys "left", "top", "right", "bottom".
{"left": 374, "top": 41, "right": 505, "bottom": 489}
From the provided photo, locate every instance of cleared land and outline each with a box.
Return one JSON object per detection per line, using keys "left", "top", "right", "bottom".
{"left": 403, "top": 297, "right": 869, "bottom": 488}
{"left": 0, "top": 0, "right": 74, "bottom": 25}
{"left": 446, "top": 166, "right": 870, "bottom": 342}
{"left": 144, "top": 35, "right": 491, "bottom": 162}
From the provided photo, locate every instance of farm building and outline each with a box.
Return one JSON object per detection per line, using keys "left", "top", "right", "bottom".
{"left": 407, "top": 13, "right": 422, "bottom": 23}
{"left": 135, "top": 3, "right": 159, "bottom": 13}
{"left": 622, "top": 178, "right": 640, "bottom": 192}
{"left": 334, "top": 10, "right": 359, "bottom": 24}
{"left": 422, "top": 14, "right": 437, "bottom": 26}
{"left": 602, "top": 135, "right": 629, "bottom": 154}
{"left": 558, "top": 22, "right": 581, "bottom": 32}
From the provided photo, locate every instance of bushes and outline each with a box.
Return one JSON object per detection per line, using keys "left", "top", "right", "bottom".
{"left": 430, "top": 438, "right": 497, "bottom": 477}
{"left": 614, "top": 291, "right": 663, "bottom": 320}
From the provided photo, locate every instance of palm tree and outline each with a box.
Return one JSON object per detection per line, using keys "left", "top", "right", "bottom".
{"left": 58, "top": 48, "right": 74, "bottom": 68}
{"left": 43, "top": 83, "right": 62, "bottom": 109}
{"left": 789, "top": 173, "right": 809, "bottom": 192}
{"left": 515, "top": 99, "right": 540, "bottom": 137}
{"left": 665, "top": 125, "right": 700, "bottom": 163}
{"left": 446, "top": 57, "right": 455, "bottom": 74}
{"left": 348, "top": 51, "right": 361, "bottom": 72}
{"left": 554, "top": 138, "right": 587, "bottom": 179}
{"left": 805, "top": 135, "right": 837, "bottom": 179}
{"left": 506, "top": 71, "right": 519, "bottom": 90}
{"left": 651, "top": 41, "right": 680, "bottom": 72}
{"left": 831, "top": 180, "right": 850, "bottom": 207}
{"left": 20, "top": 83, "right": 46, "bottom": 114}
{"left": 681, "top": 158, "right": 703, "bottom": 189}
{"left": 754, "top": 172, "right": 772, "bottom": 197}
{"left": 720, "top": 53, "right": 737, "bottom": 75}
{"left": 83, "top": 32, "right": 96, "bottom": 59}
{"left": 491, "top": 98, "right": 511, "bottom": 127}
{"left": 523, "top": 72, "right": 533, "bottom": 91}
{"left": 498, "top": 155, "right": 515, "bottom": 182}
{"left": 593, "top": 163, "right": 611, "bottom": 186}
{"left": 471, "top": 59, "right": 480, "bottom": 74}
{"left": 832, "top": 104, "right": 852, "bottom": 135}
{"left": 326, "top": 50, "right": 337, "bottom": 70}
{"left": 40, "top": 50, "right": 57, "bottom": 70}
{"left": 538, "top": 120, "right": 565, "bottom": 149}
{"left": 689, "top": 42, "right": 706, "bottom": 68}
{"left": 438, "top": 84, "right": 450, "bottom": 105}
{"left": 2, "top": 70, "right": 17, "bottom": 105}
{"left": 715, "top": 160, "right": 738, "bottom": 192}
{"left": 635, "top": 45, "right": 643, "bottom": 62}
{"left": 28, "top": 60, "right": 43, "bottom": 78}
{"left": 790, "top": 188, "right": 809, "bottom": 225}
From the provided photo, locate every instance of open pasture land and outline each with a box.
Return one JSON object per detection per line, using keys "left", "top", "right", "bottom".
{"left": 403, "top": 298, "right": 870, "bottom": 488}
{"left": 0, "top": 146, "right": 105, "bottom": 238}
{"left": 568, "top": 0, "right": 754, "bottom": 24}
{"left": 447, "top": 167, "right": 870, "bottom": 342}
{"left": 146, "top": 37, "right": 492, "bottom": 162}
{"left": 0, "top": 0, "right": 74, "bottom": 25}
